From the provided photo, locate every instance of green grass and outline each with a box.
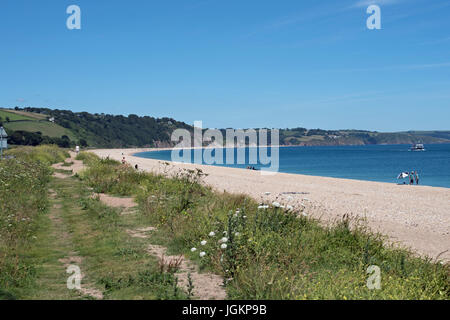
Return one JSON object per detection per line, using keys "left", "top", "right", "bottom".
{"left": 0, "top": 109, "right": 36, "bottom": 122}
{"left": 3, "top": 121, "right": 76, "bottom": 140}
{"left": 77, "top": 153, "right": 449, "bottom": 300}
{"left": 0, "top": 109, "right": 47, "bottom": 120}
{"left": 6, "top": 145, "right": 69, "bottom": 165}
{"left": 1, "top": 147, "right": 187, "bottom": 300}
{"left": 0, "top": 154, "right": 52, "bottom": 299}
{"left": 41, "top": 177, "right": 186, "bottom": 300}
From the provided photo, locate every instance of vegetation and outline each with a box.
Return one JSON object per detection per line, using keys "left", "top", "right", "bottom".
{"left": 4, "top": 121, "right": 76, "bottom": 140}
{"left": 76, "top": 152, "right": 449, "bottom": 300}
{"left": 6, "top": 145, "right": 69, "bottom": 165}
{"left": 0, "top": 109, "right": 35, "bottom": 122}
{"left": 13, "top": 107, "right": 192, "bottom": 148}
{"left": 2, "top": 107, "right": 449, "bottom": 149}
{"left": 0, "top": 146, "right": 66, "bottom": 299}
{"left": 279, "top": 128, "right": 450, "bottom": 146}
{"left": 0, "top": 146, "right": 187, "bottom": 300}
{"left": 1, "top": 147, "right": 449, "bottom": 300}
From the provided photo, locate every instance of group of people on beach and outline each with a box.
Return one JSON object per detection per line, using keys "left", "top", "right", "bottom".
{"left": 409, "top": 171, "right": 419, "bottom": 185}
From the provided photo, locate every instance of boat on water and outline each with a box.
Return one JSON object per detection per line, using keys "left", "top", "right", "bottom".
{"left": 409, "top": 143, "right": 426, "bottom": 151}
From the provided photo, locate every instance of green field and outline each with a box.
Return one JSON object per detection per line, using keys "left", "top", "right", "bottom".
{"left": 0, "top": 109, "right": 36, "bottom": 122}
{"left": 3, "top": 121, "right": 77, "bottom": 140}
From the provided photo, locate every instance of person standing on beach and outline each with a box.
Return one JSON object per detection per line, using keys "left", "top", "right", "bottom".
{"left": 415, "top": 171, "right": 419, "bottom": 185}
{"left": 410, "top": 171, "right": 415, "bottom": 185}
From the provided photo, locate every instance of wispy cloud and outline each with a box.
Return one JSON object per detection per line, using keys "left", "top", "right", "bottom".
{"left": 351, "top": 0, "right": 404, "bottom": 8}
{"left": 242, "top": 3, "right": 350, "bottom": 38}
{"left": 330, "top": 62, "right": 450, "bottom": 73}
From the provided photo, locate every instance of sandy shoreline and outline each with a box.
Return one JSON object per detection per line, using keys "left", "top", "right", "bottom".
{"left": 90, "top": 148, "right": 450, "bottom": 263}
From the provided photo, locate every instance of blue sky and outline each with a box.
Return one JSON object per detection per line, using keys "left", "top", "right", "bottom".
{"left": 0, "top": 0, "right": 449, "bottom": 131}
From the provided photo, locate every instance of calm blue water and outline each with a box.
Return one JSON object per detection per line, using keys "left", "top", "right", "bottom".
{"left": 135, "top": 144, "right": 450, "bottom": 188}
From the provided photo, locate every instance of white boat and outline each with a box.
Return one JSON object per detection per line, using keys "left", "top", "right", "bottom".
{"left": 409, "top": 143, "right": 425, "bottom": 151}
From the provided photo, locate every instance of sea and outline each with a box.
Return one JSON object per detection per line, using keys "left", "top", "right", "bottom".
{"left": 135, "top": 144, "right": 450, "bottom": 188}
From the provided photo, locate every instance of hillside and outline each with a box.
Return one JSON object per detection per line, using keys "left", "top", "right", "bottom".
{"left": 1, "top": 107, "right": 449, "bottom": 148}
{"left": 1, "top": 107, "right": 192, "bottom": 148}
{"left": 279, "top": 128, "right": 450, "bottom": 146}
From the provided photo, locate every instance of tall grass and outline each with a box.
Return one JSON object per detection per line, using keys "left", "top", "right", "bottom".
{"left": 77, "top": 152, "right": 152, "bottom": 196}
{"left": 0, "top": 147, "right": 57, "bottom": 298}
{"left": 6, "top": 145, "right": 69, "bottom": 165}
{"left": 80, "top": 153, "right": 449, "bottom": 300}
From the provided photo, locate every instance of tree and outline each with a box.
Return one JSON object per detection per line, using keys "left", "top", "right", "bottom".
{"left": 79, "top": 139, "right": 88, "bottom": 147}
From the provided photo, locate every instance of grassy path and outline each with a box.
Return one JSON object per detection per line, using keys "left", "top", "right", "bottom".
{"left": 22, "top": 178, "right": 103, "bottom": 299}
{"left": 22, "top": 171, "right": 194, "bottom": 299}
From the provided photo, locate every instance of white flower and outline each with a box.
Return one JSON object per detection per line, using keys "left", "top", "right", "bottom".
{"left": 191, "top": 247, "right": 197, "bottom": 252}
{"left": 258, "top": 205, "right": 269, "bottom": 210}
{"left": 199, "top": 252, "right": 206, "bottom": 257}
{"left": 235, "top": 232, "right": 240, "bottom": 236}
{"left": 221, "top": 244, "right": 227, "bottom": 250}
{"left": 243, "top": 215, "right": 247, "bottom": 219}
{"left": 272, "top": 201, "right": 281, "bottom": 208}
{"left": 209, "top": 231, "right": 216, "bottom": 237}
{"left": 201, "top": 240, "right": 207, "bottom": 246}
{"left": 223, "top": 231, "right": 227, "bottom": 235}
{"left": 286, "top": 205, "right": 294, "bottom": 211}
{"left": 220, "top": 237, "right": 228, "bottom": 243}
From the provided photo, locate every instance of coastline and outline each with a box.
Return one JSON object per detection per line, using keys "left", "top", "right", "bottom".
{"left": 90, "top": 147, "right": 450, "bottom": 262}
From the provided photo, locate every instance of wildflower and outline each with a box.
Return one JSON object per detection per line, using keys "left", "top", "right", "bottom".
{"left": 201, "top": 240, "right": 207, "bottom": 246}
{"left": 235, "top": 232, "right": 240, "bottom": 236}
{"left": 286, "top": 205, "right": 294, "bottom": 211}
{"left": 272, "top": 201, "right": 281, "bottom": 208}
{"left": 199, "top": 252, "right": 206, "bottom": 258}
{"left": 221, "top": 244, "right": 227, "bottom": 250}
{"left": 258, "top": 205, "right": 269, "bottom": 210}
{"left": 220, "top": 237, "right": 228, "bottom": 243}
{"left": 209, "top": 231, "right": 216, "bottom": 237}
{"left": 191, "top": 247, "right": 197, "bottom": 252}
